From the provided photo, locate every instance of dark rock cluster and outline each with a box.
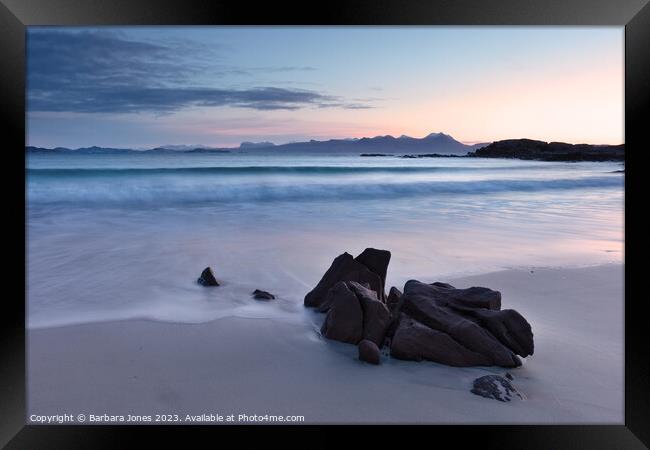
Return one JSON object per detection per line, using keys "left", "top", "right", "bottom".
{"left": 467, "top": 139, "right": 624, "bottom": 161}
{"left": 197, "top": 268, "right": 275, "bottom": 301}
{"left": 305, "top": 248, "right": 534, "bottom": 368}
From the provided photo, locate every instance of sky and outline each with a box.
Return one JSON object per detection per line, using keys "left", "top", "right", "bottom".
{"left": 26, "top": 26, "right": 624, "bottom": 149}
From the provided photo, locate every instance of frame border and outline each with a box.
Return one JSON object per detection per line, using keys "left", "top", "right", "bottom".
{"left": 2, "top": 0, "right": 648, "bottom": 447}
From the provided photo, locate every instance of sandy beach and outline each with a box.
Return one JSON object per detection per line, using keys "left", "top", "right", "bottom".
{"left": 27, "top": 263, "right": 623, "bottom": 425}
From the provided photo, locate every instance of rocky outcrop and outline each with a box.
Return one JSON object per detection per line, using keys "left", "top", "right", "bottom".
{"left": 468, "top": 139, "right": 624, "bottom": 162}
{"left": 471, "top": 375, "right": 525, "bottom": 402}
{"left": 306, "top": 248, "right": 534, "bottom": 369}
{"left": 304, "top": 249, "right": 390, "bottom": 309}
{"left": 252, "top": 289, "right": 275, "bottom": 300}
{"left": 197, "top": 267, "right": 220, "bottom": 286}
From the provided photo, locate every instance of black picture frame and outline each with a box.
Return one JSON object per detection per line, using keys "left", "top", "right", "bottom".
{"left": 1, "top": 0, "right": 647, "bottom": 447}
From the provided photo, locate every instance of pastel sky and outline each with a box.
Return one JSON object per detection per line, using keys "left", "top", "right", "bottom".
{"left": 26, "top": 26, "right": 624, "bottom": 148}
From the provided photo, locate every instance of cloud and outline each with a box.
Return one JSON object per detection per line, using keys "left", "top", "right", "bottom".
{"left": 27, "top": 30, "right": 371, "bottom": 114}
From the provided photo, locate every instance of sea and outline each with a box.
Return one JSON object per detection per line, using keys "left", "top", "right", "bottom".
{"left": 26, "top": 153, "right": 624, "bottom": 328}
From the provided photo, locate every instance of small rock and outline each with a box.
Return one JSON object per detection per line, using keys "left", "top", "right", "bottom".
{"left": 197, "top": 267, "right": 220, "bottom": 286}
{"left": 358, "top": 339, "right": 381, "bottom": 365}
{"left": 471, "top": 375, "right": 524, "bottom": 402}
{"left": 252, "top": 289, "right": 275, "bottom": 300}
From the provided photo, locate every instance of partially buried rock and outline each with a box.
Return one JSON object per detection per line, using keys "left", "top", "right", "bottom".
{"left": 252, "top": 289, "right": 275, "bottom": 300}
{"left": 358, "top": 339, "right": 381, "bottom": 365}
{"left": 471, "top": 375, "right": 525, "bottom": 402}
{"left": 197, "top": 267, "right": 220, "bottom": 286}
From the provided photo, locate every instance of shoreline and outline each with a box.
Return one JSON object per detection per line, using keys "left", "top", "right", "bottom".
{"left": 26, "top": 261, "right": 623, "bottom": 331}
{"left": 27, "top": 263, "right": 624, "bottom": 424}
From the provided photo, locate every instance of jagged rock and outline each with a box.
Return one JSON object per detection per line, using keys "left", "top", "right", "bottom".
{"left": 320, "top": 281, "right": 390, "bottom": 347}
{"left": 197, "top": 267, "right": 220, "bottom": 286}
{"left": 391, "top": 314, "right": 494, "bottom": 366}
{"left": 252, "top": 289, "right": 275, "bottom": 300}
{"left": 354, "top": 248, "right": 391, "bottom": 299}
{"left": 348, "top": 282, "right": 390, "bottom": 346}
{"left": 320, "top": 282, "right": 363, "bottom": 344}
{"left": 358, "top": 339, "right": 381, "bottom": 365}
{"left": 385, "top": 287, "right": 403, "bottom": 340}
{"left": 304, "top": 251, "right": 386, "bottom": 310}
{"left": 386, "top": 286, "right": 402, "bottom": 313}
{"left": 410, "top": 280, "right": 501, "bottom": 310}
{"left": 400, "top": 280, "right": 520, "bottom": 367}
{"left": 471, "top": 375, "right": 525, "bottom": 402}
{"left": 449, "top": 306, "right": 534, "bottom": 357}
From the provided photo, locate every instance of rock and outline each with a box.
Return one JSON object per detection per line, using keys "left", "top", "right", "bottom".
{"left": 391, "top": 314, "right": 493, "bottom": 366}
{"left": 385, "top": 287, "right": 403, "bottom": 340}
{"left": 449, "top": 306, "right": 534, "bottom": 357}
{"left": 468, "top": 139, "right": 624, "bottom": 162}
{"left": 471, "top": 375, "right": 525, "bottom": 402}
{"left": 400, "top": 280, "right": 521, "bottom": 367}
{"left": 320, "top": 282, "right": 363, "bottom": 344}
{"left": 304, "top": 251, "right": 385, "bottom": 310}
{"left": 431, "top": 281, "right": 455, "bottom": 289}
{"left": 348, "top": 282, "right": 390, "bottom": 346}
{"left": 197, "top": 267, "right": 220, "bottom": 286}
{"left": 505, "top": 372, "right": 513, "bottom": 380}
{"left": 386, "top": 286, "right": 403, "bottom": 313}
{"left": 358, "top": 339, "right": 381, "bottom": 365}
{"left": 252, "top": 289, "right": 275, "bottom": 300}
{"left": 306, "top": 249, "right": 534, "bottom": 370}
{"left": 409, "top": 280, "right": 501, "bottom": 310}
{"left": 320, "top": 281, "right": 389, "bottom": 347}
{"left": 354, "top": 248, "right": 391, "bottom": 299}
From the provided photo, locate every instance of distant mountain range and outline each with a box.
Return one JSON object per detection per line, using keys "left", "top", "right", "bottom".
{"left": 25, "top": 145, "right": 232, "bottom": 155}
{"left": 26, "top": 134, "right": 624, "bottom": 162}
{"left": 26, "top": 132, "right": 489, "bottom": 155}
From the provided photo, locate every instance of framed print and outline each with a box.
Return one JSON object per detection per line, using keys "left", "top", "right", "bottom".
{"left": 1, "top": 0, "right": 648, "bottom": 447}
